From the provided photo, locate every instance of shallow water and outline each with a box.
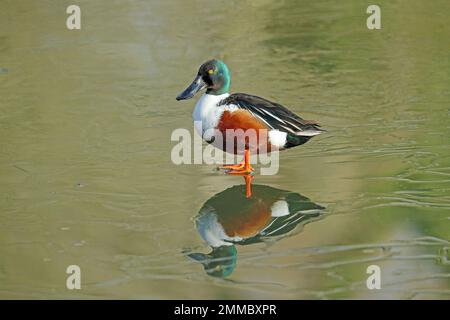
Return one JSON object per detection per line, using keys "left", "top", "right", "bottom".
{"left": 0, "top": 0, "right": 449, "bottom": 299}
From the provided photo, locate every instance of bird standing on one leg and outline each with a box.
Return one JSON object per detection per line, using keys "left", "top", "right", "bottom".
{"left": 176, "top": 59, "right": 324, "bottom": 175}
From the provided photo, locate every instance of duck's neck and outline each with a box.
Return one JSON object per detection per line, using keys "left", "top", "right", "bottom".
{"left": 207, "top": 86, "right": 229, "bottom": 95}
{"left": 195, "top": 93, "right": 229, "bottom": 113}
{"left": 200, "top": 92, "right": 230, "bottom": 105}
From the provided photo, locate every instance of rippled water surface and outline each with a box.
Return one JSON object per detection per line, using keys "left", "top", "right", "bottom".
{"left": 0, "top": 0, "right": 449, "bottom": 299}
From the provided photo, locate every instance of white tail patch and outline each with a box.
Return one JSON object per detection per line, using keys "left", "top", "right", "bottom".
{"left": 271, "top": 200, "right": 290, "bottom": 217}
{"left": 268, "top": 130, "right": 287, "bottom": 148}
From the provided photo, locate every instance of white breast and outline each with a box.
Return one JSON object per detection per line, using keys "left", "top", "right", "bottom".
{"left": 192, "top": 93, "right": 232, "bottom": 139}
{"left": 196, "top": 208, "right": 241, "bottom": 247}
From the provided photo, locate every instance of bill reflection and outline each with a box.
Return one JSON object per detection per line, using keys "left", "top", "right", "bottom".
{"left": 188, "top": 183, "right": 325, "bottom": 278}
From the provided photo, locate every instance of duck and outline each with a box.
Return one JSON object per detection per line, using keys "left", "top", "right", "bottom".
{"left": 187, "top": 183, "right": 325, "bottom": 277}
{"left": 176, "top": 59, "right": 324, "bottom": 175}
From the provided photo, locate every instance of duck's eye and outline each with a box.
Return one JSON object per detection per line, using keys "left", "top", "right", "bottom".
{"left": 208, "top": 69, "right": 214, "bottom": 75}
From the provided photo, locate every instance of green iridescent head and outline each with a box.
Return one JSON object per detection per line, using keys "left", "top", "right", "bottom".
{"left": 176, "top": 59, "right": 231, "bottom": 100}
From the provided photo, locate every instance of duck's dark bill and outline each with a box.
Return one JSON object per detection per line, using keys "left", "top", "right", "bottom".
{"left": 176, "top": 75, "right": 206, "bottom": 100}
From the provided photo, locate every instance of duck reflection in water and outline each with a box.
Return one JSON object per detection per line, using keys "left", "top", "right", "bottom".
{"left": 188, "top": 176, "right": 325, "bottom": 278}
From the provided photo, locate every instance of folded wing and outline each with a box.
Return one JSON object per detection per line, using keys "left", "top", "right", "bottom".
{"left": 218, "top": 93, "right": 324, "bottom": 137}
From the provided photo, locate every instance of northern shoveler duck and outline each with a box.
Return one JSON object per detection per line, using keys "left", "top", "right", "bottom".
{"left": 176, "top": 59, "right": 324, "bottom": 175}
{"left": 187, "top": 184, "right": 325, "bottom": 277}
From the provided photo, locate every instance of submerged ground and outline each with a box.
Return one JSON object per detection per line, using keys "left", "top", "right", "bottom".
{"left": 0, "top": 0, "right": 449, "bottom": 299}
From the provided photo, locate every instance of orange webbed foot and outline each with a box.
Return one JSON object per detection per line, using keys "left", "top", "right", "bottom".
{"left": 224, "top": 166, "right": 254, "bottom": 175}
{"left": 220, "top": 149, "right": 254, "bottom": 175}
{"left": 220, "top": 162, "right": 246, "bottom": 171}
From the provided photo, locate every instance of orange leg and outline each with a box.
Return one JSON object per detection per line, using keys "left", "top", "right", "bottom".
{"left": 221, "top": 149, "right": 254, "bottom": 175}
{"left": 243, "top": 174, "right": 253, "bottom": 198}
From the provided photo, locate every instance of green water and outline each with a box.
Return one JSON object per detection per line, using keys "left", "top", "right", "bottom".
{"left": 0, "top": 0, "right": 449, "bottom": 299}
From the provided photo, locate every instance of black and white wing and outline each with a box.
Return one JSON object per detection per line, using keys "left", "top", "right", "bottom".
{"left": 219, "top": 93, "right": 324, "bottom": 137}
